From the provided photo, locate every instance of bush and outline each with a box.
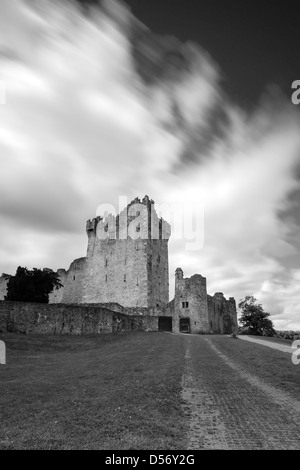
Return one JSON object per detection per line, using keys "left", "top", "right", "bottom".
{"left": 274, "top": 330, "right": 300, "bottom": 341}
{"left": 5, "top": 266, "right": 63, "bottom": 303}
{"left": 238, "top": 296, "right": 275, "bottom": 337}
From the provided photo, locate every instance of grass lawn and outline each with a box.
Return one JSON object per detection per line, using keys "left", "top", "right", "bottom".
{"left": 211, "top": 335, "right": 300, "bottom": 400}
{"left": 2, "top": 331, "right": 300, "bottom": 450}
{"left": 0, "top": 331, "right": 187, "bottom": 450}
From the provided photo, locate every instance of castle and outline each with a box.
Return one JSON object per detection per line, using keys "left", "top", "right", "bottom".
{"left": 0, "top": 196, "right": 237, "bottom": 334}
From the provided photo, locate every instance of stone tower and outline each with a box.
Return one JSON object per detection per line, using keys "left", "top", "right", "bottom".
{"left": 174, "top": 268, "right": 210, "bottom": 334}
{"left": 83, "top": 196, "right": 171, "bottom": 308}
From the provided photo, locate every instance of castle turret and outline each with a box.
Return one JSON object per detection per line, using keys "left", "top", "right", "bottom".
{"left": 175, "top": 267, "right": 184, "bottom": 280}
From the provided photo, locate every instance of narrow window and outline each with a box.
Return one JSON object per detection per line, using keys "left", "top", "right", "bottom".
{"left": 124, "top": 274, "right": 126, "bottom": 282}
{"left": 105, "top": 259, "right": 108, "bottom": 267}
{"left": 73, "top": 276, "right": 75, "bottom": 281}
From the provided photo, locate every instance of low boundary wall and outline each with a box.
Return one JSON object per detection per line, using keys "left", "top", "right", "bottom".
{"left": 0, "top": 301, "right": 158, "bottom": 335}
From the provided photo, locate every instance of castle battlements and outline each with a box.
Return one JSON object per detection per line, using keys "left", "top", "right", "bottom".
{"left": 86, "top": 195, "right": 171, "bottom": 242}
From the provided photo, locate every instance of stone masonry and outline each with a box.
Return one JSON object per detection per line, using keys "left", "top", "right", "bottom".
{"left": 0, "top": 274, "right": 11, "bottom": 301}
{"left": 170, "top": 268, "right": 237, "bottom": 334}
{"left": 0, "top": 195, "right": 238, "bottom": 334}
{"left": 173, "top": 268, "right": 210, "bottom": 334}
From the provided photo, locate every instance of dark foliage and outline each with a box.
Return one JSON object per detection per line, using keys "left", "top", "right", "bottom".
{"left": 5, "top": 267, "right": 63, "bottom": 304}
{"left": 238, "top": 295, "right": 275, "bottom": 337}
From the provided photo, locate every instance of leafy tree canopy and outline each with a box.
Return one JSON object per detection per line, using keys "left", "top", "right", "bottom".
{"left": 5, "top": 267, "right": 63, "bottom": 304}
{"left": 238, "top": 295, "right": 275, "bottom": 337}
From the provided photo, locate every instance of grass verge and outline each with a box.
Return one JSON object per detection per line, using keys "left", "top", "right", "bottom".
{"left": 0, "top": 331, "right": 186, "bottom": 450}
{"left": 210, "top": 335, "right": 300, "bottom": 401}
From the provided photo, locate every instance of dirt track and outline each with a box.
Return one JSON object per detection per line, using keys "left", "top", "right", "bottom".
{"left": 181, "top": 335, "right": 300, "bottom": 450}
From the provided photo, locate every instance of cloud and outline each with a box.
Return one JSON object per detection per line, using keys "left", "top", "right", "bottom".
{"left": 0, "top": 0, "right": 300, "bottom": 329}
{"left": 256, "top": 270, "right": 300, "bottom": 331}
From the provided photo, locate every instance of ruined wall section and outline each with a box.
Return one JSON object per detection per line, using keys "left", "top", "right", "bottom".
{"left": 49, "top": 269, "right": 67, "bottom": 303}
{"left": 0, "top": 274, "right": 11, "bottom": 300}
{"left": 223, "top": 297, "right": 238, "bottom": 334}
{"left": 207, "top": 295, "right": 215, "bottom": 331}
{"left": 174, "top": 268, "right": 210, "bottom": 334}
{"left": 48, "top": 258, "right": 86, "bottom": 304}
{"left": 207, "top": 293, "right": 224, "bottom": 334}
{"left": 207, "top": 293, "right": 238, "bottom": 334}
{"left": 61, "top": 257, "right": 86, "bottom": 303}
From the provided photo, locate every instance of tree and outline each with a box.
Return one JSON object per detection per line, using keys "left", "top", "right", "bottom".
{"left": 238, "top": 295, "right": 275, "bottom": 336}
{"left": 5, "top": 267, "right": 63, "bottom": 304}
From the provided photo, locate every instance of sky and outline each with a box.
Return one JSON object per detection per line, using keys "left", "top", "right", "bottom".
{"left": 0, "top": 0, "right": 300, "bottom": 329}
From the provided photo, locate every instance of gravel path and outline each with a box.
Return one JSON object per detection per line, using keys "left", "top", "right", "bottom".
{"left": 181, "top": 335, "right": 300, "bottom": 450}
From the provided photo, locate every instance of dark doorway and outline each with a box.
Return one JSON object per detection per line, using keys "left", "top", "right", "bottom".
{"left": 180, "top": 317, "right": 190, "bottom": 333}
{"left": 158, "top": 316, "right": 172, "bottom": 332}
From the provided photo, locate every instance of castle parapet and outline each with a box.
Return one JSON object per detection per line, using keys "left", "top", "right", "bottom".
{"left": 86, "top": 216, "right": 102, "bottom": 235}
{"left": 86, "top": 196, "right": 171, "bottom": 241}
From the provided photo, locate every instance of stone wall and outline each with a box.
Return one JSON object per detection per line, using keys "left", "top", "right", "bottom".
{"left": 0, "top": 301, "right": 158, "bottom": 335}
{"left": 207, "top": 293, "right": 238, "bottom": 335}
{"left": 83, "top": 236, "right": 149, "bottom": 306}
{"left": 223, "top": 297, "right": 238, "bottom": 334}
{"left": 48, "top": 268, "right": 67, "bottom": 303}
{"left": 0, "top": 274, "right": 11, "bottom": 301}
{"left": 49, "top": 258, "right": 86, "bottom": 304}
{"left": 121, "top": 300, "right": 174, "bottom": 317}
{"left": 147, "top": 239, "right": 169, "bottom": 308}
{"left": 207, "top": 293, "right": 224, "bottom": 334}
